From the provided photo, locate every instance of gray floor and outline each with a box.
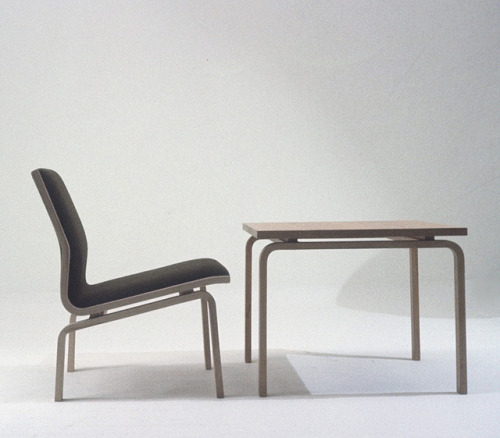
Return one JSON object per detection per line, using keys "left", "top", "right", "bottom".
{"left": 2, "top": 323, "right": 499, "bottom": 437}
{"left": 1, "top": 278, "right": 499, "bottom": 437}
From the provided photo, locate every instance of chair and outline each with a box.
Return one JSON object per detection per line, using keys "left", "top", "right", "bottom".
{"left": 32, "top": 168, "right": 230, "bottom": 401}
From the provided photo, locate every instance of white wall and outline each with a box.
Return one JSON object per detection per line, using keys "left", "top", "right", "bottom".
{"left": 1, "top": 1, "right": 499, "bottom": 357}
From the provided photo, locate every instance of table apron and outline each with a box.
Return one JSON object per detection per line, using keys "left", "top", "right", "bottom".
{"left": 258, "top": 238, "right": 464, "bottom": 256}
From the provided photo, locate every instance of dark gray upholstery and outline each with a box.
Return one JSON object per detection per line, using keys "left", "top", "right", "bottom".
{"left": 36, "top": 169, "right": 89, "bottom": 306}
{"left": 83, "top": 258, "right": 229, "bottom": 307}
{"left": 34, "top": 168, "right": 229, "bottom": 309}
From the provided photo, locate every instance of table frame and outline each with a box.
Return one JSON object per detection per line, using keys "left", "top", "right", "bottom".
{"left": 244, "top": 223, "right": 467, "bottom": 397}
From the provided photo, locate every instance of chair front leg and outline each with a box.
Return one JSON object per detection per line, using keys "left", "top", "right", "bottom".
{"left": 201, "top": 299, "right": 212, "bottom": 370}
{"left": 55, "top": 328, "right": 68, "bottom": 401}
{"left": 205, "top": 293, "right": 224, "bottom": 398}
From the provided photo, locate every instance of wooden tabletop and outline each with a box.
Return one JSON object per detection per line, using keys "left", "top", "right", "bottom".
{"left": 243, "top": 220, "right": 468, "bottom": 240}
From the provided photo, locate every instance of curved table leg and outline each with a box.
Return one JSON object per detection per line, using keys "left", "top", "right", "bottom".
{"left": 434, "top": 240, "right": 467, "bottom": 394}
{"left": 254, "top": 239, "right": 467, "bottom": 397}
{"left": 448, "top": 242, "right": 467, "bottom": 394}
{"left": 258, "top": 242, "right": 275, "bottom": 397}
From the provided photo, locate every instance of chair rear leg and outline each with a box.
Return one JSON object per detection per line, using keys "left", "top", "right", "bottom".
{"left": 55, "top": 329, "right": 68, "bottom": 401}
{"left": 67, "top": 314, "right": 77, "bottom": 372}
{"left": 201, "top": 300, "right": 212, "bottom": 370}
{"left": 206, "top": 294, "right": 224, "bottom": 398}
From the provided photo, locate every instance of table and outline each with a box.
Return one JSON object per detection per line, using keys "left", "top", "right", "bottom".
{"left": 243, "top": 221, "right": 467, "bottom": 397}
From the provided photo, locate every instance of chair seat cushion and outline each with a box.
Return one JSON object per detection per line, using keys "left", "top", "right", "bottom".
{"left": 72, "top": 258, "right": 229, "bottom": 308}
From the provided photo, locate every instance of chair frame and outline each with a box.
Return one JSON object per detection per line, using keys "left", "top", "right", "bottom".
{"left": 32, "top": 170, "right": 228, "bottom": 400}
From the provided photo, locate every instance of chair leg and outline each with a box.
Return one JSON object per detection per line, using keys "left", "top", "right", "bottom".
{"left": 201, "top": 300, "right": 212, "bottom": 370}
{"left": 55, "top": 328, "right": 68, "bottom": 401}
{"left": 206, "top": 294, "right": 224, "bottom": 398}
{"left": 67, "top": 314, "right": 77, "bottom": 372}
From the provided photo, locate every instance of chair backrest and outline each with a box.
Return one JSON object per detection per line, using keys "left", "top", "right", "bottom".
{"left": 32, "top": 169, "right": 88, "bottom": 312}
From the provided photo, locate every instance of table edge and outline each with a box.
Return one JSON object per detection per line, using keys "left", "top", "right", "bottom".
{"left": 242, "top": 222, "right": 468, "bottom": 240}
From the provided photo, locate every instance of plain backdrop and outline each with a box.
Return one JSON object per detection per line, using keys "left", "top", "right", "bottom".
{"left": 1, "top": 1, "right": 499, "bottom": 360}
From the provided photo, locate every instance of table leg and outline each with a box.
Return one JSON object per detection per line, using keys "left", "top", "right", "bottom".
{"left": 245, "top": 236, "right": 257, "bottom": 363}
{"left": 410, "top": 248, "right": 421, "bottom": 361}
{"left": 258, "top": 243, "right": 276, "bottom": 397}
{"left": 451, "top": 243, "right": 467, "bottom": 394}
